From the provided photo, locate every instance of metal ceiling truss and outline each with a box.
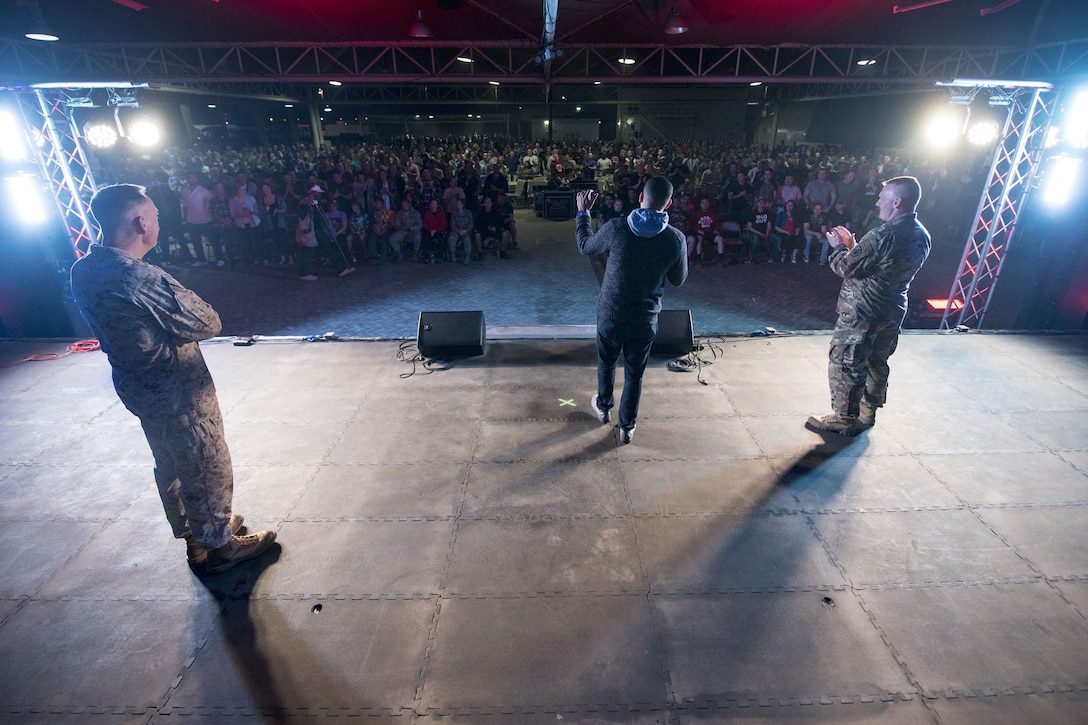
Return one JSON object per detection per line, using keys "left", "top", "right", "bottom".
{"left": 940, "top": 86, "right": 1057, "bottom": 330}
{"left": 3, "top": 39, "right": 1087, "bottom": 87}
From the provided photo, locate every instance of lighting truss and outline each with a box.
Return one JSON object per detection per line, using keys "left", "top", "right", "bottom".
{"left": 940, "top": 86, "right": 1057, "bottom": 329}
{"left": 15, "top": 90, "right": 100, "bottom": 259}
{"left": 1, "top": 39, "right": 1087, "bottom": 88}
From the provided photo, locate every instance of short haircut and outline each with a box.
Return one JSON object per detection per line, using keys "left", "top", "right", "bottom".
{"left": 884, "top": 176, "right": 922, "bottom": 211}
{"left": 642, "top": 176, "right": 673, "bottom": 211}
{"left": 89, "top": 184, "right": 149, "bottom": 244}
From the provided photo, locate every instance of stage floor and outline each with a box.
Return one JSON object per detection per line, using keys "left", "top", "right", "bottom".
{"left": 1, "top": 332, "right": 1086, "bottom": 723}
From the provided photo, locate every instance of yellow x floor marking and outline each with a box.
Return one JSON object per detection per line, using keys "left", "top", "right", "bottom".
{"left": 558, "top": 398, "right": 575, "bottom": 407}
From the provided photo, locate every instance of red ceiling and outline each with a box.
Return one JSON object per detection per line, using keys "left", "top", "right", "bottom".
{"left": 3, "top": 0, "right": 1080, "bottom": 48}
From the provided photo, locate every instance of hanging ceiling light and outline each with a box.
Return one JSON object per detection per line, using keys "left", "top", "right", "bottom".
{"left": 23, "top": 0, "right": 59, "bottom": 41}
{"left": 409, "top": 1, "right": 433, "bottom": 38}
{"left": 665, "top": 2, "right": 689, "bottom": 35}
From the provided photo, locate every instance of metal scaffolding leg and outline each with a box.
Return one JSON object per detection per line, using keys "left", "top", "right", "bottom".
{"left": 15, "top": 90, "right": 100, "bottom": 260}
{"left": 940, "top": 87, "right": 1056, "bottom": 329}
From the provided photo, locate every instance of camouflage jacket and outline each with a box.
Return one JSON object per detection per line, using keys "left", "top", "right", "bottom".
{"left": 70, "top": 245, "right": 222, "bottom": 421}
{"left": 828, "top": 212, "right": 931, "bottom": 325}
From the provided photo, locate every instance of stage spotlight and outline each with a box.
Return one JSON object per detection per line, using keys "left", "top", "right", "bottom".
{"left": 4, "top": 174, "right": 48, "bottom": 227}
{"left": 126, "top": 118, "right": 161, "bottom": 147}
{"left": 966, "top": 120, "right": 999, "bottom": 146}
{"left": 0, "top": 109, "right": 29, "bottom": 161}
{"left": 923, "top": 110, "right": 961, "bottom": 149}
{"left": 1042, "top": 155, "right": 1081, "bottom": 208}
{"left": 1065, "top": 90, "right": 1088, "bottom": 149}
{"left": 83, "top": 121, "right": 119, "bottom": 149}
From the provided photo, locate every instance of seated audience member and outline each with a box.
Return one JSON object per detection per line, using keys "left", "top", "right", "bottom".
{"left": 692, "top": 196, "right": 725, "bottom": 265}
{"left": 756, "top": 168, "right": 778, "bottom": 209}
{"left": 721, "top": 171, "right": 753, "bottom": 226}
{"left": 369, "top": 197, "right": 397, "bottom": 263}
{"left": 390, "top": 197, "right": 423, "bottom": 261}
{"left": 421, "top": 198, "right": 447, "bottom": 264}
{"left": 775, "top": 199, "right": 805, "bottom": 264}
{"left": 803, "top": 202, "right": 830, "bottom": 264}
{"left": 667, "top": 193, "right": 692, "bottom": 251}
{"left": 446, "top": 197, "right": 474, "bottom": 265}
{"left": 474, "top": 195, "right": 510, "bottom": 260}
{"left": 745, "top": 197, "right": 782, "bottom": 264}
{"left": 347, "top": 202, "right": 370, "bottom": 264}
{"left": 826, "top": 199, "right": 853, "bottom": 237}
{"left": 495, "top": 191, "right": 517, "bottom": 248}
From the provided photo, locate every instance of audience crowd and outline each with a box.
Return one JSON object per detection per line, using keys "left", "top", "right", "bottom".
{"left": 96, "top": 133, "right": 987, "bottom": 279}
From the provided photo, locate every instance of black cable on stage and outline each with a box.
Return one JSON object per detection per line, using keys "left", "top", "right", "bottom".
{"left": 666, "top": 335, "right": 728, "bottom": 386}
{"left": 396, "top": 340, "right": 451, "bottom": 378}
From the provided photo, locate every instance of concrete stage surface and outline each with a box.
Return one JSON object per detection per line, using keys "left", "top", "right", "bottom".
{"left": 0, "top": 331, "right": 1086, "bottom": 724}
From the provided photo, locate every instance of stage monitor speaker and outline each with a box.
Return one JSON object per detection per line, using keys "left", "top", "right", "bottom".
{"left": 543, "top": 191, "right": 574, "bottom": 221}
{"left": 652, "top": 309, "right": 694, "bottom": 356}
{"left": 417, "top": 311, "right": 486, "bottom": 358}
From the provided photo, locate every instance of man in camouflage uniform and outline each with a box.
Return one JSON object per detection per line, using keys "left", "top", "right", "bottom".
{"left": 71, "top": 184, "right": 276, "bottom": 573}
{"left": 807, "top": 176, "right": 931, "bottom": 436}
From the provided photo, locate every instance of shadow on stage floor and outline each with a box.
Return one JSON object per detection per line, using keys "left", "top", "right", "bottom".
{"left": 0, "top": 331, "right": 1086, "bottom": 723}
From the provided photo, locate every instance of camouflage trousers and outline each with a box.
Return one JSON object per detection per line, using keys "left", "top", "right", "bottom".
{"left": 139, "top": 410, "right": 235, "bottom": 550}
{"left": 827, "top": 317, "right": 901, "bottom": 419}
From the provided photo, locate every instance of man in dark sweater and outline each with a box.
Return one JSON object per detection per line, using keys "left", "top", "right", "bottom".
{"left": 576, "top": 176, "right": 688, "bottom": 444}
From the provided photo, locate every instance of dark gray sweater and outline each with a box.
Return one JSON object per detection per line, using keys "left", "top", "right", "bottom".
{"left": 576, "top": 210, "right": 688, "bottom": 324}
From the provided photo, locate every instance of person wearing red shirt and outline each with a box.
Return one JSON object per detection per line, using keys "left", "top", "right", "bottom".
{"left": 421, "top": 199, "right": 448, "bottom": 264}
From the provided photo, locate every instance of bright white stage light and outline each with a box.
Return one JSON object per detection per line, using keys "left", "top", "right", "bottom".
{"left": 83, "top": 121, "right": 119, "bottom": 149}
{"left": 127, "top": 118, "right": 161, "bottom": 147}
{"left": 923, "top": 110, "right": 961, "bottom": 149}
{"left": 966, "top": 120, "right": 999, "bottom": 146}
{"left": 4, "top": 175, "right": 48, "bottom": 227}
{"left": 1042, "top": 156, "right": 1082, "bottom": 208}
{"left": 0, "top": 110, "right": 28, "bottom": 161}
{"left": 1065, "top": 90, "right": 1088, "bottom": 149}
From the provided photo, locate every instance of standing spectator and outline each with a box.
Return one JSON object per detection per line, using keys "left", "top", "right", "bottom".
{"left": 807, "top": 177, "right": 931, "bottom": 435}
{"left": 442, "top": 175, "right": 466, "bottom": 215}
{"left": 778, "top": 173, "right": 803, "bottom": 208}
{"left": 70, "top": 184, "right": 276, "bottom": 573}
{"left": 208, "top": 182, "right": 233, "bottom": 267}
{"left": 835, "top": 169, "right": 860, "bottom": 215}
{"left": 325, "top": 199, "right": 349, "bottom": 259}
{"left": 417, "top": 167, "right": 441, "bottom": 211}
{"left": 180, "top": 172, "right": 212, "bottom": 266}
{"left": 301, "top": 187, "right": 355, "bottom": 278}
{"left": 229, "top": 183, "right": 260, "bottom": 265}
{"left": 483, "top": 164, "right": 509, "bottom": 203}
{"left": 803, "top": 167, "right": 837, "bottom": 210}
{"left": 575, "top": 178, "right": 687, "bottom": 445}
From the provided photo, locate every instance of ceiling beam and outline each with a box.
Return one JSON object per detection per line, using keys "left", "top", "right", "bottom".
{"left": 1, "top": 39, "right": 1085, "bottom": 89}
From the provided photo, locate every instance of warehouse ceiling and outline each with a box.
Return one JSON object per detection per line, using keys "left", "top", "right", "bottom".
{"left": 1, "top": 0, "right": 1084, "bottom": 50}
